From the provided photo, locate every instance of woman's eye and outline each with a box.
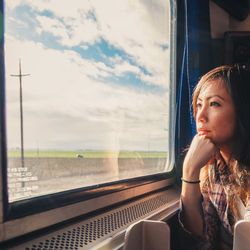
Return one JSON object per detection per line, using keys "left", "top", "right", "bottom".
{"left": 196, "top": 103, "right": 202, "bottom": 109}
{"left": 210, "top": 101, "right": 220, "bottom": 107}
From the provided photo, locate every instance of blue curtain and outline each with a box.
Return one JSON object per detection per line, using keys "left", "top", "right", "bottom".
{"left": 175, "top": 0, "right": 211, "bottom": 173}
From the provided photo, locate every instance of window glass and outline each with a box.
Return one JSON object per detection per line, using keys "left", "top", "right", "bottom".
{"left": 5, "top": 0, "right": 172, "bottom": 202}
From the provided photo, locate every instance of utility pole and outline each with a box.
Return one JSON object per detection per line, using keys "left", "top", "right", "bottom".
{"left": 11, "top": 59, "right": 30, "bottom": 169}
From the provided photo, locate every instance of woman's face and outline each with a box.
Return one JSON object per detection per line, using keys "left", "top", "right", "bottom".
{"left": 195, "top": 80, "right": 236, "bottom": 148}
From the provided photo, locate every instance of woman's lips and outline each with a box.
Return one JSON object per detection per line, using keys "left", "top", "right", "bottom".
{"left": 197, "top": 129, "right": 210, "bottom": 135}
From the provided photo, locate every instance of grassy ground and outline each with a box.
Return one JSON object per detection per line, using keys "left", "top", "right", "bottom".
{"left": 8, "top": 150, "right": 167, "bottom": 158}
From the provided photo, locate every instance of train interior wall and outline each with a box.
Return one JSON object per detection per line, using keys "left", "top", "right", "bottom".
{"left": 210, "top": 1, "right": 250, "bottom": 66}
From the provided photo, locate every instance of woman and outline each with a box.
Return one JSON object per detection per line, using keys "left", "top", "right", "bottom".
{"left": 179, "top": 64, "right": 250, "bottom": 250}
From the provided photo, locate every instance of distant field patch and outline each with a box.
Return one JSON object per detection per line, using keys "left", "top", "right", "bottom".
{"left": 8, "top": 150, "right": 167, "bottom": 158}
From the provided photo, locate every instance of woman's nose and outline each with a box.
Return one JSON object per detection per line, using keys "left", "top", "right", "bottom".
{"left": 196, "top": 106, "right": 208, "bottom": 122}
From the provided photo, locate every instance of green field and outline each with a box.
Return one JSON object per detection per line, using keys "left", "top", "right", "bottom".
{"left": 8, "top": 150, "right": 167, "bottom": 158}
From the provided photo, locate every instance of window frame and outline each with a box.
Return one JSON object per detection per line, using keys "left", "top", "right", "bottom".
{"left": 6, "top": 173, "right": 175, "bottom": 220}
{"left": 0, "top": 0, "right": 177, "bottom": 242}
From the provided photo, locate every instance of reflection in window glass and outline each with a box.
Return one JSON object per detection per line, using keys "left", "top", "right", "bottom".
{"left": 5, "top": 0, "right": 172, "bottom": 202}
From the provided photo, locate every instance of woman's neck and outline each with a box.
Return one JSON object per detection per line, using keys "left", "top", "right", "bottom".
{"left": 219, "top": 145, "right": 233, "bottom": 164}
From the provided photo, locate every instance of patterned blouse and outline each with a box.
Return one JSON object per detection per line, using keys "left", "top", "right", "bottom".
{"left": 178, "top": 153, "right": 250, "bottom": 250}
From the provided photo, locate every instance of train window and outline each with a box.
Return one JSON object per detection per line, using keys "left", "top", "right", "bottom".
{"left": 5, "top": 0, "right": 174, "bottom": 203}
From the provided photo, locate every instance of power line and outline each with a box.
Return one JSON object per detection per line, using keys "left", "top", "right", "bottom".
{"left": 11, "top": 59, "right": 30, "bottom": 170}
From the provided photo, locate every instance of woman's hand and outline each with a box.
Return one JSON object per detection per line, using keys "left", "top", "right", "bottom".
{"left": 181, "top": 134, "right": 216, "bottom": 236}
{"left": 183, "top": 134, "right": 217, "bottom": 180}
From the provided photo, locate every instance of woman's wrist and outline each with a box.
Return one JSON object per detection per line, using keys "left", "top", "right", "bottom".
{"left": 182, "top": 168, "right": 200, "bottom": 181}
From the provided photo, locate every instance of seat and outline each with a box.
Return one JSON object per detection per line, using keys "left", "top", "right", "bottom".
{"left": 233, "top": 219, "right": 250, "bottom": 250}
{"left": 123, "top": 220, "right": 170, "bottom": 250}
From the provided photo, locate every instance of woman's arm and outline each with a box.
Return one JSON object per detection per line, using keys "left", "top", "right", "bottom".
{"left": 181, "top": 135, "right": 216, "bottom": 236}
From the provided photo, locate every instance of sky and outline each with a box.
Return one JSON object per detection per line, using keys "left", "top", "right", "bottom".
{"left": 5, "top": 0, "right": 171, "bottom": 151}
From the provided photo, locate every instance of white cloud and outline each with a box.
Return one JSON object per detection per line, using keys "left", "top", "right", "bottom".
{"left": 5, "top": 35, "right": 169, "bottom": 150}
{"left": 6, "top": 0, "right": 170, "bottom": 88}
{"left": 113, "top": 61, "right": 140, "bottom": 76}
{"left": 5, "top": 0, "right": 170, "bottom": 151}
{"left": 35, "top": 15, "right": 69, "bottom": 41}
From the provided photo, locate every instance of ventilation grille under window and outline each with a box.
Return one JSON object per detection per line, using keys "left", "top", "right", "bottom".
{"left": 9, "top": 191, "right": 174, "bottom": 250}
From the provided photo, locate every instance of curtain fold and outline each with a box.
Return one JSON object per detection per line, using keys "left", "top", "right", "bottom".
{"left": 175, "top": 0, "right": 212, "bottom": 174}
